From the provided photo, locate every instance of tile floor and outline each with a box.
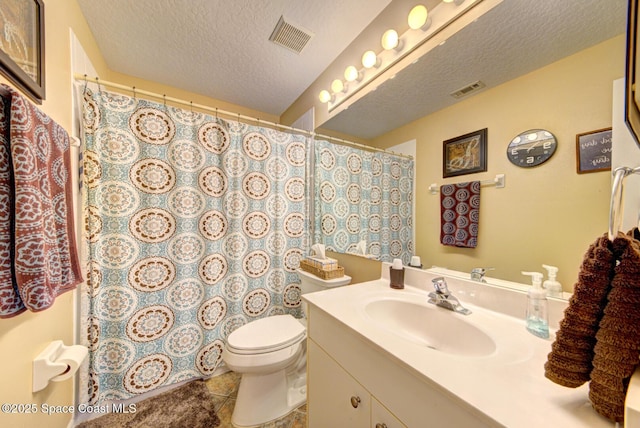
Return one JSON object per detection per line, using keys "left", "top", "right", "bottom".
{"left": 205, "top": 370, "right": 307, "bottom": 428}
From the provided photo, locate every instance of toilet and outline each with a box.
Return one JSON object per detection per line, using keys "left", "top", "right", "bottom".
{"left": 222, "top": 269, "right": 351, "bottom": 427}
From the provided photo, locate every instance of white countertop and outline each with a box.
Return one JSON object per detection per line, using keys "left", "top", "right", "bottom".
{"left": 304, "top": 271, "right": 616, "bottom": 428}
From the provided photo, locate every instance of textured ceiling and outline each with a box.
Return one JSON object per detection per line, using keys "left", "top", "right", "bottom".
{"left": 321, "top": 0, "right": 628, "bottom": 139}
{"left": 78, "top": 0, "right": 627, "bottom": 139}
{"left": 76, "top": 0, "right": 392, "bottom": 115}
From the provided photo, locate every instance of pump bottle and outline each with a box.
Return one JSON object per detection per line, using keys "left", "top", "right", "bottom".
{"left": 522, "top": 271, "right": 549, "bottom": 339}
{"left": 542, "top": 264, "right": 562, "bottom": 298}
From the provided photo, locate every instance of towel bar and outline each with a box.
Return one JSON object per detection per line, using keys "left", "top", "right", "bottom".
{"left": 428, "top": 173, "right": 505, "bottom": 194}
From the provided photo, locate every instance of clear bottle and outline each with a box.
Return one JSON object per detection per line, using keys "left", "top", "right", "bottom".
{"left": 522, "top": 271, "right": 549, "bottom": 339}
{"left": 542, "top": 264, "right": 562, "bottom": 298}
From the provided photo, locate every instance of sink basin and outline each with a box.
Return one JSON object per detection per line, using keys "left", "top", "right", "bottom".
{"left": 363, "top": 297, "right": 497, "bottom": 357}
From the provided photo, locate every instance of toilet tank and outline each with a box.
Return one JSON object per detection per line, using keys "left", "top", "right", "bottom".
{"left": 296, "top": 269, "right": 351, "bottom": 318}
{"left": 296, "top": 269, "right": 352, "bottom": 295}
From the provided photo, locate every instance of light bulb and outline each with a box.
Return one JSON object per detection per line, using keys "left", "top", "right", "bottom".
{"left": 408, "top": 5, "right": 428, "bottom": 30}
{"left": 318, "top": 90, "right": 332, "bottom": 103}
{"left": 381, "top": 29, "right": 400, "bottom": 50}
{"left": 331, "top": 79, "right": 345, "bottom": 93}
{"left": 362, "top": 50, "right": 380, "bottom": 69}
{"left": 344, "top": 66, "right": 362, "bottom": 82}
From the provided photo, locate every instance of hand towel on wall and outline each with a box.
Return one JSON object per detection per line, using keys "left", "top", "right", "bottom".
{"left": 0, "top": 84, "right": 83, "bottom": 317}
{"left": 544, "top": 233, "right": 615, "bottom": 387}
{"left": 589, "top": 231, "right": 640, "bottom": 422}
{"left": 440, "top": 181, "right": 480, "bottom": 248}
{"left": 545, "top": 229, "right": 640, "bottom": 422}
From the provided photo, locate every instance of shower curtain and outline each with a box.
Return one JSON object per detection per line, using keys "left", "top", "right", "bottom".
{"left": 314, "top": 140, "right": 413, "bottom": 264}
{"left": 80, "top": 89, "right": 307, "bottom": 404}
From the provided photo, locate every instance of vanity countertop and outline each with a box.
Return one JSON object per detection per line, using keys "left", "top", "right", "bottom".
{"left": 303, "top": 276, "right": 615, "bottom": 428}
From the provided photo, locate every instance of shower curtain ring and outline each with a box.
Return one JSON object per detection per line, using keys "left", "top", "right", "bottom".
{"left": 132, "top": 86, "right": 136, "bottom": 100}
{"left": 95, "top": 77, "right": 102, "bottom": 94}
{"left": 82, "top": 74, "right": 88, "bottom": 94}
{"left": 215, "top": 107, "right": 218, "bottom": 119}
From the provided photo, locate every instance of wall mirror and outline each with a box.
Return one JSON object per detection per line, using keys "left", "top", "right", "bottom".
{"left": 313, "top": 0, "right": 626, "bottom": 291}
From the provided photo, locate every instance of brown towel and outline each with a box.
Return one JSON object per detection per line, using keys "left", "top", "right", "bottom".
{"left": 589, "top": 233, "right": 640, "bottom": 422}
{"left": 544, "top": 234, "right": 615, "bottom": 387}
{"left": 0, "top": 85, "right": 83, "bottom": 316}
{"left": 440, "top": 181, "right": 480, "bottom": 248}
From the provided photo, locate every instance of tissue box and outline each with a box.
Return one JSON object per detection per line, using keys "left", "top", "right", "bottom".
{"left": 304, "top": 256, "right": 338, "bottom": 271}
{"left": 299, "top": 259, "right": 345, "bottom": 279}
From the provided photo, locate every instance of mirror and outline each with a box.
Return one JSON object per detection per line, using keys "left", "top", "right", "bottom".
{"left": 626, "top": 0, "right": 640, "bottom": 148}
{"left": 313, "top": 139, "right": 414, "bottom": 264}
{"left": 314, "top": 0, "right": 627, "bottom": 291}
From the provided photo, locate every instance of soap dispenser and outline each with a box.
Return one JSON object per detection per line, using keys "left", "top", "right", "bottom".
{"left": 542, "top": 264, "right": 562, "bottom": 298}
{"left": 522, "top": 271, "right": 549, "bottom": 339}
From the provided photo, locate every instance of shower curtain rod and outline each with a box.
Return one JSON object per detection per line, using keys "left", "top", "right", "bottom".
{"left": 74, "top": 74, "right": 413, "bottom": 160}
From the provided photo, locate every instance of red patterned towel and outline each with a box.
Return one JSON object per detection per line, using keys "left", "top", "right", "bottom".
{"left": 0, "top": 85, "right": 82, "bottom": 317}
{"left": 0, "top": 87, "right": 24, "bottom": 317}
{"left": 440, "top": 181, "right": 481, "bottom": 248}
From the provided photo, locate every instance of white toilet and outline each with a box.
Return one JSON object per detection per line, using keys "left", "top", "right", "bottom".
{"left": 222, "top": 269, "right": 351, "bottom": 427}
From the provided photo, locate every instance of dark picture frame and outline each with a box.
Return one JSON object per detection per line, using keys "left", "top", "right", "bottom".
{"left": 0, "top": 0, "right": 45, "bottom": 103}
{"left": 442, "top": 128, "right": 488, "bottom": 178}
{"left": 576, "top": 127, "right": 612, "bottom": 174}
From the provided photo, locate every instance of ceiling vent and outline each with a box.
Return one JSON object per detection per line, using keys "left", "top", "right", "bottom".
{"left": 450, "top": 80, "right": 486, "bottom": 99}
{"left": 269, "top": 16, "right": 314, "bottom": 54}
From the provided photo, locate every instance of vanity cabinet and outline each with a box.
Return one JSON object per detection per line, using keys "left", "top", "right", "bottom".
{"left": 308, "top": 339, "right": 406, "bottom": 428}
{"left": 305, "top": 303, "right": 496, "bottom": 428}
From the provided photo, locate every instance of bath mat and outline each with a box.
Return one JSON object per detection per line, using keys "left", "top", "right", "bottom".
{"left": 76, "top": 379, "right": 220, "bottom": 428}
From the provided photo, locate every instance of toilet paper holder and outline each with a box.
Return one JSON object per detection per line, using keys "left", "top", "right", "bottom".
{"left": 33, "top": 340, "right": 88, "bottom": 393}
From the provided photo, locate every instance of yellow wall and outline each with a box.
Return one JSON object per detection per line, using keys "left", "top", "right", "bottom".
{"left": 371, "top": 35, "right": 624, "bottom": 289}
{"left": 0, "top": 1, "right": 105, "bottom": 427}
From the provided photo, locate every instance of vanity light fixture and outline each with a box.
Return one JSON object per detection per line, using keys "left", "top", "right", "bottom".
{"left": 331, "top": 79, "right": 346, "bottom": 93}
{"left": 408, "top": 5, "right": 431, "bottom": 31}
{"left": 381, "top": 29, "right": 403, "bottom": 51}
{"left": 318, "top": 90, "right": 333, "bottom": 103}
{"left": 361, "top": 50, "right": 381, "bottom": 69}
{"left": 320, "top": 0, "right": 503, "bottom": 113}
{"left": 344, "top": 65, "right": 363, "bottom": 82}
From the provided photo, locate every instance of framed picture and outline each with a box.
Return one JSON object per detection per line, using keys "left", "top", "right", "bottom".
{"left": 443, "top": 128, "right": 488, "bottom": 178}
{"left": 576, "top": 128, "right": 612, "bottom": 174}
{"left": 0, "top": 0, "right": 45, "bottom": 103}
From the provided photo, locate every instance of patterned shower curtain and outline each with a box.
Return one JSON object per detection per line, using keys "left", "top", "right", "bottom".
{"left": 314, "top": 140, "right": 414, "bottom": 264}
{"left": 80, "top": 89, "right": 307, "bottom": 404}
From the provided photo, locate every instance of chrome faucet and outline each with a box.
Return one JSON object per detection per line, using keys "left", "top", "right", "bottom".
{"left": 428, "top": 277, "right": 471, "bottom": 315}
{"left": 470, "top": 267, "right": 493, "bottom": 283}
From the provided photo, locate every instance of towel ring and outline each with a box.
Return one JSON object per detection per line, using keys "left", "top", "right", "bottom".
{"left": 608, "top": 167, "right": 628, "bottom": 241}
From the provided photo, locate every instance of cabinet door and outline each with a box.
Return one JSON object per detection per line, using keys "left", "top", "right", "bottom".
{"left": 308, "top": 339, "right": 370, "bottom": 428}
{"left": 371, "top": 397, "right": 407, "bottom": 428}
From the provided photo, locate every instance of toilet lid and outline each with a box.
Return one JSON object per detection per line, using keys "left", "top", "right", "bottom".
{"left": 226, "top": 314, "right": 306, "bottom": 354}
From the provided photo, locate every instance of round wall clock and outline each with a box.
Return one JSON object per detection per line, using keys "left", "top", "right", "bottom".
{"left": 507, "top": 129, "right": 557, "bottom": 167}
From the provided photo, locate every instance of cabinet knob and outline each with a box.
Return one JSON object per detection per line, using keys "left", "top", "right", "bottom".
{"left": 350, "top": 396, "right": 361, "bottom": 408}
{"left": 375, "top": 424, "right": 388, "bottom": 428}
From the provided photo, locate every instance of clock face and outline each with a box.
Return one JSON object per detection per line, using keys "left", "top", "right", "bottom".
{"left": 507, "top": 129, "right": 557, "bottom": 167}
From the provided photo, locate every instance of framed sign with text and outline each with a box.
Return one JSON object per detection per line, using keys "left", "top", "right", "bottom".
{"left": 576, "top": 128, "right": 612, "bottom": 174}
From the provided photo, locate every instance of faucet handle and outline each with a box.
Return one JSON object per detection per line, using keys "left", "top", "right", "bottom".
{"left": 431, "top": 277, "right": 449, "bottom": 294}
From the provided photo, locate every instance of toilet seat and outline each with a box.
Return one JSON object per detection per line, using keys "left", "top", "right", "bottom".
{"left": 226, "top": 314, "right": 306, "bottom": 355}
